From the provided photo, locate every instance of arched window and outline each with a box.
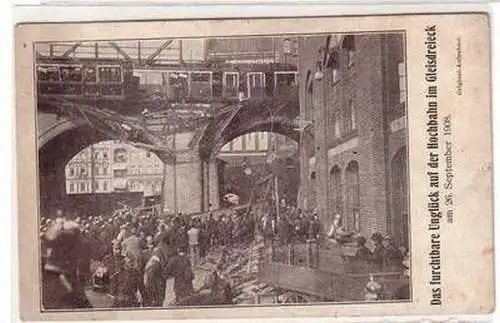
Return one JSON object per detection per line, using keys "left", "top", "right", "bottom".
{"left": 346, "top": 161, "right": 360, "bottom": 232}
{"left": 113, "top": 148, "right": 128, "bottom": 163}
{"left": 329, "top": 165, "right": 342, "bottom": 215}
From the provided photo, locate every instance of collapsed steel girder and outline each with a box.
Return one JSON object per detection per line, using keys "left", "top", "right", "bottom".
{"left": 48, "top": 99, "right": 176, "bottom": 159}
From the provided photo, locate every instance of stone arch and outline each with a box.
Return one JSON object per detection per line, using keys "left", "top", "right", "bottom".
{"left": 38, "top": 121, "right": 168, "bottom": 217}
{"left": 198, "top": 96, "right": 300, "bottom": 161}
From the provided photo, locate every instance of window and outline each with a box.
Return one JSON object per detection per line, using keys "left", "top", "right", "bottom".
{"left": 80, "top": 182, "right": 86, "bottom": 192}
{"left": 103, "top": 152, "right": 108, "bottom": 159}
{"left": 342, "top": 35, "right": 355, "bottom": 69}
{"left": 98, "top": 66, "right": 122, "bottom": 83}
{"left": 146, "top": 151, "right": 151, "bottom": 158}
{"left": 332, "top": 68, "right": 339, "bottom": 85}
{"left": 84, "top": 67, "right": 97, "bottom": 83}
{"left": 247, "top": 72, "right": 265, "bottom": 98}
{"left": 167, "top": 72, "right": 189, "bottom": 101}
{"left": 334, "top": 110, "right": 341, "bottom": 139}
{"left": 114, "top": 169, "right": 127, "bottom": 177}
{"left": 113, "top": 148, "right": 127, "bottom": 163}
{"left": 223, "top": 72, "right": 239, "bottom": 98}
{"left": 103, "top": 181, "right": 108, "bottom": 191}
{"left": 398, "top": 62, "right": 407, "bottom": 104}
{"left": 69, "top": 168, "right": 75, "bottom": 177}
{"left": 346, "top": 161, "right": 360, "bottom": 232}
{"left": 80, "top": 167, "right": 87, "bottom": 176}
{"left": 60, "top": 66, "right": 83, "bottom": 82}
{"left": 347, "top": 51, "right": 355, "bottom": 68}
{"left": 69, "top": 183, "right": 74, "bottom": 193}
{"left": 190, "top": 72, "right": 212, "bottom": 99}
{"left": 37, "top": 65, "right": 59, "bottom": 82}
{"left": 274, "top": 72, "right": 298, "bottom": 96}
{"left": 93, "top": 166, "right": 99, "bottom": 175}
{"left": 330, "top": 166, "right": 342, "bottom": 214}
{"left": 326, "top": 50, "right": 340, "bottom": 85}
{"left": 350, "top": 100, "right": 356, "bottom": 130}
{"left": 94, "top": 181, "right": 99, "bottom": 191}
{"left": 94, "top": 152, "right": 99, "bottom": 159}
{"left": 344, "top": 100, "right": 356, "bottom": 134}
{"left": 102, "top": 167, "right": 108, "bottom": 175}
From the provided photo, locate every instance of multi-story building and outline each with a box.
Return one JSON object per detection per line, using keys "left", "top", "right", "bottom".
{"left": 299, "top": 33, "right": 408, "bottom": 248}
{"left": 65, "top": 140, "right": 164, "bottom": 198}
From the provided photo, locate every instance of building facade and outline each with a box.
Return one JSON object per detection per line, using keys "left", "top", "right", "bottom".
{"left": 299, "top": 33, "right": 408, "bottom": 248}
{"left": 65, "top": 140, "right": 164, "bottom": 198}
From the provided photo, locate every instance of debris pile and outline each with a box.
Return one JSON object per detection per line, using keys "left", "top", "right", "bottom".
{"left": 200, "top": 239, "right": 277, "bottom": 304}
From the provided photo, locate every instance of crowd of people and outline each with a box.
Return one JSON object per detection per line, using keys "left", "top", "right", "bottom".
{"left": 254, "top": 205, "right": 409, "bottom": 272}
{"left": 39, "top": 205, "right": 259, "bottom": 309}
{"left": 39, "top": 202, "right": 409, "bottom": 309}
{"left": 258, "top": 206, "right": 322, "bottom": 244}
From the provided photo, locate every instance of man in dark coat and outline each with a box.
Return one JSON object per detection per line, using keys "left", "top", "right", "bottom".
{"left": 41, "top": 218, "right": 92, "bottom": 310}
{"left": 165, "top": 248, "right": 195, "bottom": 304}
{"left": 111, "top": 252, "right": 149, "bottom": 308}
{"left": 370, "top": 232, "right": 387, "bottom": 269}
{"left": 383, "top": 235, "right": 404, "bottom": 268}
{"left": 143, "top": 242, "right": 169, "bottom": 307}
{"left": 354, "top": 236, "right": 372, "bottom": 261}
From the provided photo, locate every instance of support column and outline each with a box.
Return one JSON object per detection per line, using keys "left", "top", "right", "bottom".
{"left": 162, "top": 151, "right": 205, "bottom": 215}
{"left": 298, "top": 36, "right": 313, "bottom": 211}
{"left": 312, "top": 67, "right": 330, "bottom": 230}
{"left": 207, "top": 160, "right": 220, "bottom": 210}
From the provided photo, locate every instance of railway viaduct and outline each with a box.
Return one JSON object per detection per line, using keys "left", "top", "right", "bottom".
{"left": 37, "top": 94, "right": 300, "bottom": 216}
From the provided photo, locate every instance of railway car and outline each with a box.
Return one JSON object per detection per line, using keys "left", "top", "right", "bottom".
{"left": 35, "top": 57, "right": 136, "bottom": 100}
{"left": 133, "top": 64, "right": 299, "bottom": 105}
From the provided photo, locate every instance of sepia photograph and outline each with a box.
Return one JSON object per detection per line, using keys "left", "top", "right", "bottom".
{"left": 15, "top": 13, "right": 493, "bottom": 320}
{"left": 35, "top": 32, "right": 410, "bottom": 310}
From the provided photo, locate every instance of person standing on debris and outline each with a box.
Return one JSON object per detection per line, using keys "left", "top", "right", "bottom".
{"left": 111, "top": 252, "right": 149, "bottom": 308}
{"left": 201, "top": 263, "right": 232, "bottom": 305}
{"left": 41, "top": 217, "right": 92, "bottom": 309}
{"left": 165, "top": 248, "right": 195, "bottom": 304}
{"left": 187, "top": 221, "right": 200, "bottom": 267}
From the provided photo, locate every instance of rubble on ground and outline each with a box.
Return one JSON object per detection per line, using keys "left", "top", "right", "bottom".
{"left": 203, "top": 240, "right": 278, "bottom": 304}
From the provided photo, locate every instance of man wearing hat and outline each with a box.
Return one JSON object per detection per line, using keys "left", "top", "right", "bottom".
{"left": 370, "top": 232, "right": 387, "bottom": 269}
{"left": 165, "top": 247, "right": 195, "bottom": 304}
{"left": 41, "top": 218, "right": 92, "bottom": 309}
{"left": 354, "top": 236, "right": 372, "bottom": 261}
{"left": 382, "top": 235, "right": 404, "bottom": 268}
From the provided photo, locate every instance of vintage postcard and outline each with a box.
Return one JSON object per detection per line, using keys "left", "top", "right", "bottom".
{"left": 15, "top": 13, "right": 493, "bottom": 321}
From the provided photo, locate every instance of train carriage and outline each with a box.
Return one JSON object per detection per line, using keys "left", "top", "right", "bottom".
{"left": 35, "top": 58, "right": 299, "bottom": 117}
{"left": 36, "top": 58, "right": 135, "bottom": 100}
